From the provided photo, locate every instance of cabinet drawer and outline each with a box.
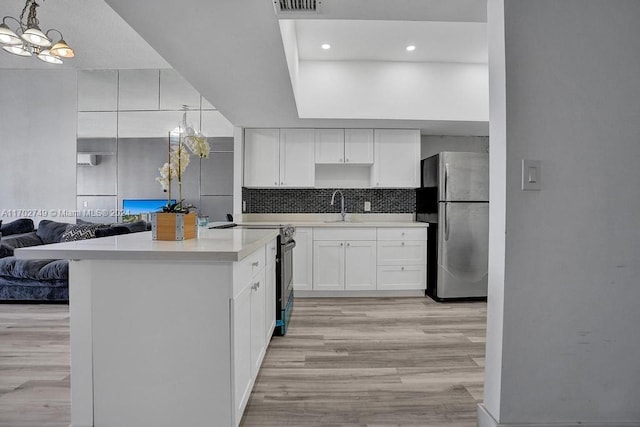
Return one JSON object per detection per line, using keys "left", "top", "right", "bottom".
{"left": 377, "top": 265, "right": 425, "bottom": 290}
{"left": 314, "top": 227, "right": 376, "bottom": 241}
{"left": 234, "top": 247, "right": 266, "bottom": 297}
{"left": 377, "top": 227, "right": 427, "bottom": 241}
{"left": 377, "top": 240, "right": 426, "bottom": 265}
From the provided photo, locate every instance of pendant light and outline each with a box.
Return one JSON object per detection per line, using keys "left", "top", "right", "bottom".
{"left": 0, "top": 0, "right": 74, "bottom": 64}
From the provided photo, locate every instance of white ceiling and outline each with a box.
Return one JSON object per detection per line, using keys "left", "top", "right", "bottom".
{"left": 1, "top": 0, "right": 489, "bottom": 135}
{"left": 295, "top": 20, "right": 487, "bottom": 64}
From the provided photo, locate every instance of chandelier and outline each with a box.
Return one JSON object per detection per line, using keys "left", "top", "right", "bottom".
{"left": 0, "top": 0, "right": 74, "bottom": 64}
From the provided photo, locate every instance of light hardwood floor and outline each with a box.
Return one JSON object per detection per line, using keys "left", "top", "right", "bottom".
{"left": 0, "top": 297, "right": 486, "bottom": 427}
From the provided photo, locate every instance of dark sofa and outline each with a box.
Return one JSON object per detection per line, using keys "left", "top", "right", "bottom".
{"left": 0, "top": 218, "right": 146, "bottom": 302}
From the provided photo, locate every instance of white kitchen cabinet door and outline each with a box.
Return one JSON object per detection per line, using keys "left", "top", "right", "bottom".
{"left": 232, "top": 285, "right": 252, "bottom": 423}
{"left": 313, "top": 241, "right": 345, "bottom": 291}
{"left": 279, "top": 128, "right": 315, "bottom": 187}
{"left": 344, "top": 129, "right": 374, "bottom": 164}
{"left": 377, "top": 265, "right": 426, "bottom": 290}
{"left": 372, "top": 129, "right": 420, "bottom": 188}
{"left": 250, "top": 272, "right": 266, "bottom": 377}
{"left": 344, "top": 240, "right": 376, "bottom": 290}
{"left": 244, "top": 129, "right": 280, "bottom": 188}
{"left": 265, "top": 240, "right": 277, "bottom": 339}
{"left": 376, "top": 240, "right": 426, "bottom": 265}
{"left": 292, "top": 228, "right": 313, "bottom": 291}
{"left": 315, "top": 129, "right": 344, "bottom": 164}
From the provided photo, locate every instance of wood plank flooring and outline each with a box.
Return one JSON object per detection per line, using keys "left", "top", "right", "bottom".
{"left": 241, "top": 298, "right": 486, "bottom": 427}
{"left": 0, "top": 297, "right": 486, "bottom": 427}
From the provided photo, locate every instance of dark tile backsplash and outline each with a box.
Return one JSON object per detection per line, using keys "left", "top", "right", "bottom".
{"left": 242, "top": 188, "right": 416, "bottom": 214}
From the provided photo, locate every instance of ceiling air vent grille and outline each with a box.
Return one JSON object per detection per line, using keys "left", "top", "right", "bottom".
{"left": 273, "top": 0, "right": 321, "bottom": 15}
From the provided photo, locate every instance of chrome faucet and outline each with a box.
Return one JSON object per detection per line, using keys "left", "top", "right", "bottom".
{"left": 330, "top": 190, "right": 347, "bottom": 221}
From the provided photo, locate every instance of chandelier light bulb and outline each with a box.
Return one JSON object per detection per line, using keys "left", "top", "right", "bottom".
{"left": 0, "top": 23, "right": 21, "bottom": 45}
{"left": 3, "top": 44, "right": 32, "bottom": 56}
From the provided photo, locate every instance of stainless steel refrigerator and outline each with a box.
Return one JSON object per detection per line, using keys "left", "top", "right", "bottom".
{"left": 416, "top": 152, "right": 489, "bottom": 301}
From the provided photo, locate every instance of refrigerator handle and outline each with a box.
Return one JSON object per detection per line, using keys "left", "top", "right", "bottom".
{"left": 444, "top": 163, "right": 449, "bottom": 201}
{"left": 444, "top": 202, "right": 449, "bottom": 241}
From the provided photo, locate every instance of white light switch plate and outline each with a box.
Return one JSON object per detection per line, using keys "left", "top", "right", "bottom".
{"left": 364, "top": 201, "right": 371, "bottom": 212}
{"left": 522, "top": 159, "right": 541, "bottom": 191}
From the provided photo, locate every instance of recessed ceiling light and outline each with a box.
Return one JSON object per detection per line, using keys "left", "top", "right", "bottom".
{"left": 406, "top": 45, "right": 416, "bottom": 52}
{"left": 321, "top": 43, "right": 331, "bottom": 50}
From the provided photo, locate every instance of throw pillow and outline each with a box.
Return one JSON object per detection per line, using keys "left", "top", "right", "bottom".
{"left": 0, "top": 218, "right": 35, "bottom": 236}
{"left": 36, "top": 220, "right": 71, "bottom": 244}
{"left": 95, "top": 226, "right": 131, "bottom": 238}
{"left": 60, "top": 224, "right": 104, "bottom": 242}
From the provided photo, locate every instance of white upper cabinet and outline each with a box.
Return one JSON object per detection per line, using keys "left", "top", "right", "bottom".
{"left": 372, "top": 129, "right": 420, "bottom": 188}
{"left": 244, "top": 129, "right": 280, "bottom": 188}
{"left": 279, "top": 129, "right": 315, "bottom": 187}
{"left": 344, "top": 129, "right": 374, "bottom": 164}
{"left": 315, "top": 129, "right": 374, "bottom": 165}
{"left": 315, "top": 129, "right": 344, "bottom": 164}
{"left": 244, "top": 128, "right": 315, "bottom": 188}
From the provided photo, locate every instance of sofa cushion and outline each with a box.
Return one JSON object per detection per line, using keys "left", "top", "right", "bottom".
{"left": 60, "top": 223, "right": 104, "bottom": 242}
{"left": 0, "top": 243, "right": 13, "bottom": 258}
{"left": 95, "top": 226, "right": 131, "bottom": 238}
{"left": 123, "top": 220, "right": 148, "bottom": 233}
{"left": 0, "top": 218, "right": 35, "bottom": 236}
{"left": 0, "top": 257, "right": 68, "bottom": 281}
{"left": 36, "top": 220, "right": 71, "bottom": 244}
{"left": 1, "top": 231, "right": 43, "bottom": 249}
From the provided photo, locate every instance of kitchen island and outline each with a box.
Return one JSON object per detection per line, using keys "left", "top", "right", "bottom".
{"left": 15, "top": 227, "right": 279, "bottom": 427}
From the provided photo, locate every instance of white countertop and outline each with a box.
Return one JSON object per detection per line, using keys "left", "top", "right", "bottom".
{"left": 239, "top": 221, "right": 428, "bottom": 228}
{"left": 14, "top": 228, "right": 279, "bottom": 262}
{"left": 238, "top": 213, "right": 427, "bottom": 228}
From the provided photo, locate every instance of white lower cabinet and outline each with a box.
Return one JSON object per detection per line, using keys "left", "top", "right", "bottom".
{"left": 306, "top": 226, "right": 427, "bottom": 294}
{"left": 313, "top": 228, "right": 377, "bottom": 291}
{"left": 232, "top": 284, "right": 252, "bottom": 423}
{"left": 232, "top": 242, "right": 274, "bottom": 425}
{"left": 376, "top": 227, "right": 427, "bottom": 291}
{"left": 265, "top": 239, "right": 277, "bottom": 338}
{"left": 344, "top": 241, "right": 377, "bottom": 290}
{"left": 293, "top": 227, "right": 313, "bottom": 291}
{"left": 313, "top": 241, "right": 345, "bottom": 290}
{"left": 377, "top": 240, "right": 426, "bottom": 265}
{"left": 313, "top": 240, "right": 377, "bottom": 291}
{"left": 377, "top": 265, "right": 425, "bottom": 290}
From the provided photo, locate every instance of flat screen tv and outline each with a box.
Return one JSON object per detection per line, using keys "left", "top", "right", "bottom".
{"left": 122, "top": 199, "right": 175, "bottom": 222}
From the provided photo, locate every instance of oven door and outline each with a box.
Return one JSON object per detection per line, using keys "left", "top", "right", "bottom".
{"left": 281, "top": 239, "right": 296, "bottom": 304}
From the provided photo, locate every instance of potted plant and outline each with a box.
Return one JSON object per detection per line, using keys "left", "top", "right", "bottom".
{"left": 152, "top": 109, "right": 210, "bottom": 241}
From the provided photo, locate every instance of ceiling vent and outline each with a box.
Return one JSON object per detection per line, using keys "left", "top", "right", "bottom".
{"left": 77, "top": 153, "right": 98, "bottom": 166}
{"left": 273, "top": 0, "right": 321, "bottom": 15}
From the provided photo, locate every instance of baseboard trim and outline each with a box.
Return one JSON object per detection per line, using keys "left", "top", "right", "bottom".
{"left": 477, "top": 403, "right": 640, "bottom": 427}
{"left": 295, "top": 290, "right": 424, "bottom": 298}
{"left": 478, "top": 404, "right": 499, "bottom": 427}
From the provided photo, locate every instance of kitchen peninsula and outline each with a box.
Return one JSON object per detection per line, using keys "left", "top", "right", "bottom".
{"left": 15, "top": 227, "right": 279, "bottom": 427}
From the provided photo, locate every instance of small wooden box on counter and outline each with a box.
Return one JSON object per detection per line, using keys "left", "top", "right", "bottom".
{"left": 151, "top": 212, "right": 197, "bottom": 241}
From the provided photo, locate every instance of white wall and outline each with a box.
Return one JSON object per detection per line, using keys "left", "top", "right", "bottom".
{"left": 421, "top": 135, "right": 489, "bottom": 159}
{"left": 481, "top": 1, "right": 640, "bottom": 425}
{"left": 0, "top": 70, "right": 77, "bottom": 226}
{"left": 297, "top": 60, "right": 488, "bottom": 121}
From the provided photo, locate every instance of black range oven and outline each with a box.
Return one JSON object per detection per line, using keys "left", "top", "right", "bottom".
{"left": 275, "top": 225, "right": 296, "bottom": 336}
{"left": 238, "top": 224, "right": 296, "bottom": 336}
